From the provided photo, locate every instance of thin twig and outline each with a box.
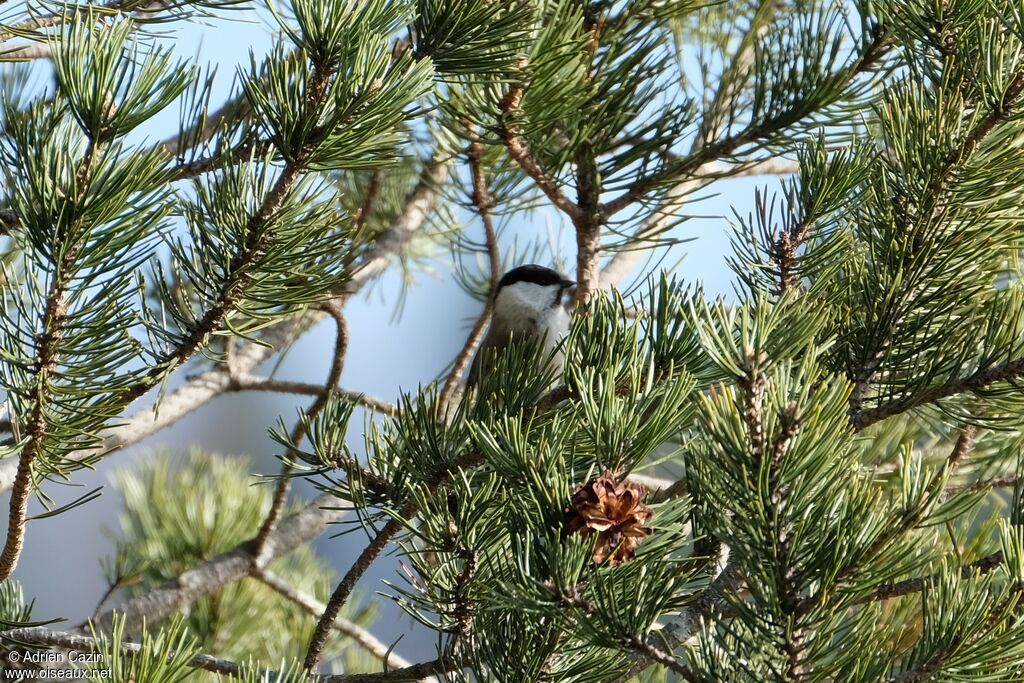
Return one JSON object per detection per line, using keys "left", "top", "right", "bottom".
{"left": 252, "top": 567, "right": 413, "bottom": 669}
{"left": 438, "top": 135, "right": 501, "bottom": 407}
{"left": 251, "top": 300, "right": 349, "bottom": 565}
{"left": 496, "top": 64, "right": 584, "bottom": 223}
{"left": 304, "top": 510, "right": 411, "bottom": 671}
{"left": 227, "top": 374, "right": 395, "bottom": 415}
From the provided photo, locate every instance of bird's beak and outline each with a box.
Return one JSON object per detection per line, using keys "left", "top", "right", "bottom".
{"left": 561, "top": 279, "right": 576, "bottom": 289}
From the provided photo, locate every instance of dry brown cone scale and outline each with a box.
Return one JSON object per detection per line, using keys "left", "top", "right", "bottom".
{"left": 565, "top": 470, "right": 654, "bottom": 566}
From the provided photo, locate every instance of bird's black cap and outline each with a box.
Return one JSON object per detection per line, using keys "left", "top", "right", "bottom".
{"left": 497, "top": 264, "right": 575, "bottom": 292}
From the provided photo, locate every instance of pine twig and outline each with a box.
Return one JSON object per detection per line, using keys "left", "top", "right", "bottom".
{"left": 252, "top": 568, "right": 413, "bottom": 669}
{"left": 251, "top": 300, "right": 349, "bottom": 565}
{"left": 853, "top": 358, "right": 1024, "bottom": 430}
{"left": 867, "top": 550, "right": 1005, "bottom": 603}
{"left": 304, "top": 508, "right": 412, "bottom": 671}
{"left": 438, "top": 135, "right": 501, "bottom": 407}
{"left": 496, "top": 66, "right": 584, "bottom": 223}
{"left": 227, "top": 374, "right": 396, "bottom": 415}
{"left": 0, "top": 146, "right": 446, "bottom": 502}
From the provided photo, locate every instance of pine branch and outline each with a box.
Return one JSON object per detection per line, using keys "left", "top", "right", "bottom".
{"left": 0, "top": 133, "right": 106, "bottom": 580}
{"left": 305, "top": 412, "right": 502, "bottom": 670}
{"left": 945, "top": 475, "right": 1018, "bottom": 497}
{"left": 108, "top": 47, "right": 370, "bottom": 431}
{"left": 853, "top": 358, "right": 1024, "bottom": 430}
{"left": 160, "top": 91, "right": 252, "bottom": 160}
{"left": 62, "top": 163, "right": 449, "bottom": 639}
{"left": 352, "top": 170, "right": 384, "bottom": 234}
{"left": 627, "top": 561, "right": 744, "bottom": 678}
{"left": 596, "top": 150, "right": 807, "bottom": 291}
{"left": 0, "top": 311, "right": 317, "bottom": 495}
{"left": 847, "top": 53, "right": 1024, "bottom": 420}
{"left": 880, "top": 578, "right": 1022, "bottom": 683}
{"left": 171, "top": 136, "right": 274, "bottom": 181}
{"left": 599, "top": 26, "right": 891, "bottom": 218}
{"left": 0, "top": 158, "right": 447, "bottom": 497}
{"left": 596, "top": 8, "right": 858, "bottom": 291}
{"left": 0, "top": 254, "right": 70, "bottom": 581}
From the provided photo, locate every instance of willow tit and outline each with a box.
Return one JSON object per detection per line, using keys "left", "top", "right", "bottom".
{"left": 468, "top": 264, "right": 575, "bottom": 388}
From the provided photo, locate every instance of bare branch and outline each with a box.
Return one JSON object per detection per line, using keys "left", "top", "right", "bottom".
{"left": 439, "top": 136, "right": 500, "bottom": 407}
{"left": 227, "top": 374, "right": 396, "bottom": 415}
{"left": 89, "top": 493, "right": 350, "bottom": 633}
{"left": 252, "top": 300, "right": 349, "bottom": 564}
{"left": 304, "top": 510, "right": 410, "bottom": 671}
{"left": 252, "top": 568, "right": 413, "bottom": 669}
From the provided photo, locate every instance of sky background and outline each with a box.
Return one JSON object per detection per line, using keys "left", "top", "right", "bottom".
{"left": 1, "top": 5, "right": 775, "bottom": 669}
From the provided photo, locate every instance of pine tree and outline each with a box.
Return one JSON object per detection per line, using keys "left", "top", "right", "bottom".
{"left": 2, "top": 0, "right": 1024, "bottom": 681}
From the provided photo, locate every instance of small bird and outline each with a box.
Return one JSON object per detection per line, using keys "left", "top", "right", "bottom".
{"left": 468, "top": 264, "right": 575, "bottom": 388}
